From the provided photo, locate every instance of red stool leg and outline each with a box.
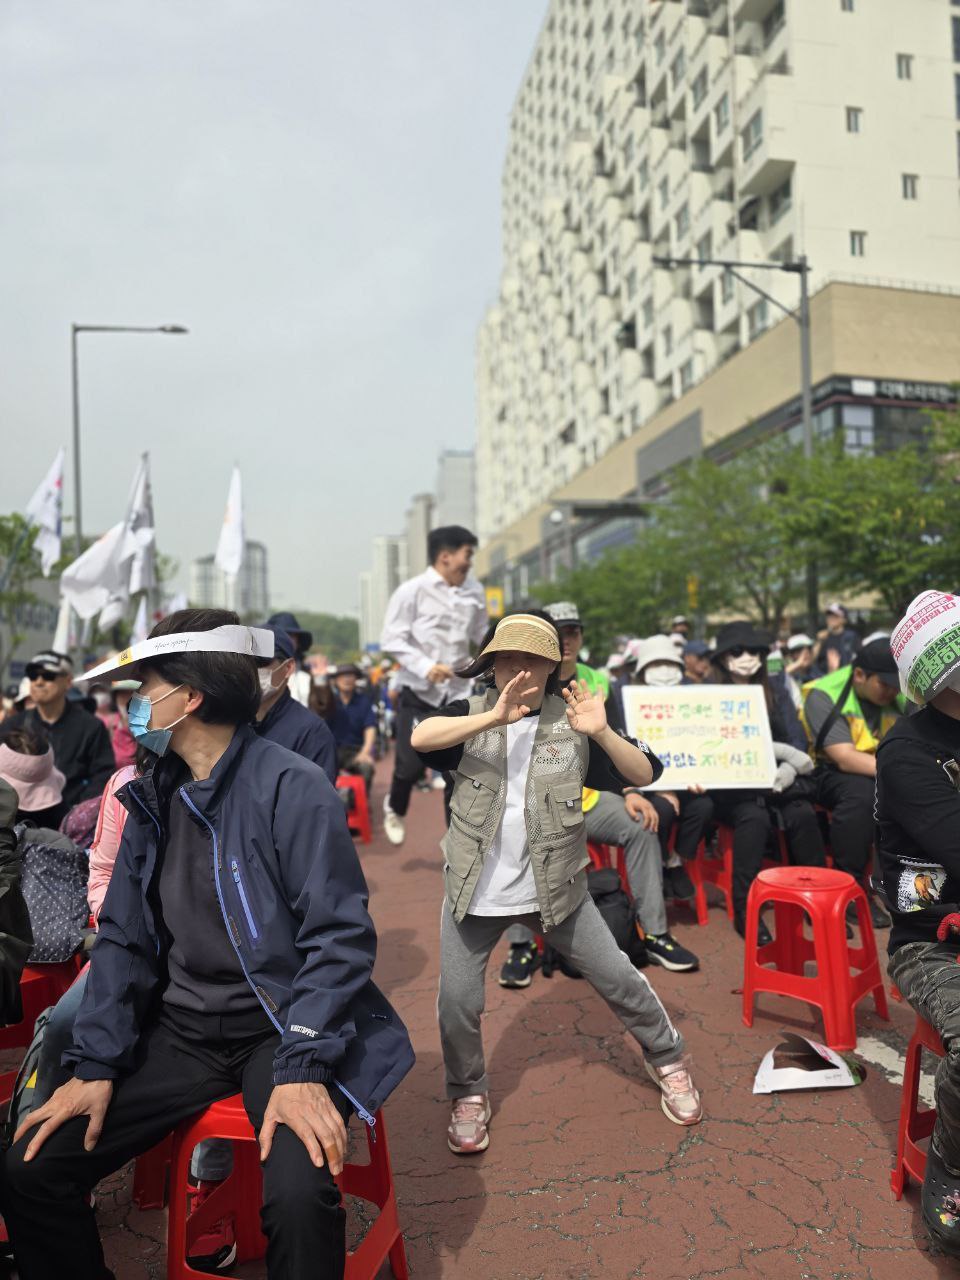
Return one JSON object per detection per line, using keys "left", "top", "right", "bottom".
{"left": 133, "top": 1136, "right": 172, "bottom": 1210}
{"left": 892, "top": 1027, "right": 924, "bottom": 1198}
{"left": 689, "top": 843, "right": 709, "bottom": 928}
{"left": 741, "top": 881, "right": 764, "bottom": 1028}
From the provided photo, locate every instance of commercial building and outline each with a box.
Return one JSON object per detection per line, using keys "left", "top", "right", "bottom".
{"left": 1, "top": 575, "right": 60, "bottom": 684}
{"left": 189, "top": 541, "right": 270, "bottom": 619}
{"left": 476, "top": 0, "right": 960, "bottom": 592}
{"left": 359, "top": 535, "right": 408, "bottom": 652}
{"left": 435, "top": 450, "right": 477, "bottom": 531}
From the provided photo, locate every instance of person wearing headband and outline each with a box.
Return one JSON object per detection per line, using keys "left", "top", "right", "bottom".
{"left": 0, "top": 608, "right": 414, "bottom": 1280}
{"left": 411, "top": 610, "right": 701, "bottom": 1155}
{"left": 878, "top": 591, "right": 960, "bottom": 1258}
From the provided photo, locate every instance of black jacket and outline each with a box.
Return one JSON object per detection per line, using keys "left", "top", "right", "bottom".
{"left": 0, "top": 781, "right": 33, "bottom": 1025}
{"left": 8, "top": 703, "right": 115, "bottom": 806}
{"left": 255, "top": 691, "right": 337, "bottom": 785}
{"left": 64, "top": 727, "right": 414, "bottom": 1124}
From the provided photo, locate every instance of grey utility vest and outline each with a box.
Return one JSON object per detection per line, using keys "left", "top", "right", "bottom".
{"left": 441, "top": 688, "right": 591, "bottom": 930}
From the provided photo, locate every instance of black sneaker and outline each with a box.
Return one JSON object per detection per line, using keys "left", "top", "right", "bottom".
{"left": 499, "top": 942, "right": 540, "bottom": 989}
{"left": 664, "top": 863, "right": 695, "bottom": 900}
{"left": 922, "top": 1146, "right": 960, "bottom": 1258}
{"left": 734, "top": 914, "right": 773, "bottom": 948}
{"left": 644, "top": 932, "right": 700, "bottom": 972}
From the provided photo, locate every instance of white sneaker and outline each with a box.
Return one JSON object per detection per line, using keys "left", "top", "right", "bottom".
{"left": 431, "top": 773, "right": 447, "bottom": 791}
{"left": 383, "top": 799, "right": 405, "bottom": 846}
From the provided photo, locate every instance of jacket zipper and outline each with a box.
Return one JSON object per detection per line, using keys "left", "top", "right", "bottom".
{"left": 177, "top": 787, "right": 376, "bottom": 1133}
{"left": 230, "top": 859, "right": 259, "bottom": 940}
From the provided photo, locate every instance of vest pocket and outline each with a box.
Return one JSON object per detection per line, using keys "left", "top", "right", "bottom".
{"left": 451, "top": 759, "right": 500, "bottom": 828}
{"left": 534, "top": 777, "right": 584, "bottom": 835}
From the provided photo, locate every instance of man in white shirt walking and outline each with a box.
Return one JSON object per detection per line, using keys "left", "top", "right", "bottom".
{"left": 379, "top": 526, "right": 488, "bottom": 845}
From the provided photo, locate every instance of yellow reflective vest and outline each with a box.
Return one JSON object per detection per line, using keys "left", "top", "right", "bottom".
{"left": 800, "top": 664, "right": 906, "bottom": 761}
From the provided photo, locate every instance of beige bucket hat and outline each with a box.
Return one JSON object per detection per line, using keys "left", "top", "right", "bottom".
{"left": 478, "top": 614, "right": 561, "bottom": 664}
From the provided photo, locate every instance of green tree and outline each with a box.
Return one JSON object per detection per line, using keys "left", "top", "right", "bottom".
{"left": 0, "top": 515, "right": 43, "bottom": 677}
{"left": 285, "top": 610, "right": 360, "bottom": 662}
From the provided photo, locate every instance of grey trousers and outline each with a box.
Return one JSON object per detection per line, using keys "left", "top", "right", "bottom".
{"left": 889, "top": 940, "right": 960, "bottom": 1172}
{"left": 506, "top": 791, "right": 666, "bottom": 946}
{"left": 439, "top": 897, "right": 683, "bottom": 1098}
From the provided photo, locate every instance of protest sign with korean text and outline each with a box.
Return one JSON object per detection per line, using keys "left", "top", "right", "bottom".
{"left": 621, "top": 684, "right": 777, "bottom": 790}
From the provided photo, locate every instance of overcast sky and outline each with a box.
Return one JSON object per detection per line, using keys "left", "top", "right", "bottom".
{"left": 0, "top": 1, "right": 546, "bottom": 616}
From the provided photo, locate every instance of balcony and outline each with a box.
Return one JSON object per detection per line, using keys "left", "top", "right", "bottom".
{"left": 738, "top": 77, "right": 796, "bottom": 197}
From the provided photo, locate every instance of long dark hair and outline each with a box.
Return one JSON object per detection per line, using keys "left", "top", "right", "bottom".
{"left": 456, "top": 609, "right": 565, "bottom": 696}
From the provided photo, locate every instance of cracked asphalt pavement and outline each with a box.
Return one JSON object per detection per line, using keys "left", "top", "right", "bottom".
{"left": 9, "top": 761, "right": 957, "bottom": 1279}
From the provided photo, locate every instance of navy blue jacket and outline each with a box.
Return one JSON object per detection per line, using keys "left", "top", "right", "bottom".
{"left": 64, "top": 726, "right": 414, "bottom": 1124}
{"left": 255, "top": 690, "right": 337, "bottom": 785}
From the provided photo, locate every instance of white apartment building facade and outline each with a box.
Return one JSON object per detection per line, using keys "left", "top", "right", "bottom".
{"left": 189, "top": 541, "right": 270, "bottom": 619}
{"left": 435, "top": 450, "right": 477, "bottom": 532}
{"left": 477, "top": 0, "right": 960, "bottom": 548}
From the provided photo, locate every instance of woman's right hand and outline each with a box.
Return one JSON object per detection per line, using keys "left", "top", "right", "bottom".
{"left": 491, "top": 671, "right": 539, "bottom": 726}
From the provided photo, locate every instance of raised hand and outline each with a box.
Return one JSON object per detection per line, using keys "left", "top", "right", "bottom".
{"left": 492, "top": 671, "right": 539, "bottom": 726}
{"left": 562, "top": 679, "right": 608, "bottom": 737}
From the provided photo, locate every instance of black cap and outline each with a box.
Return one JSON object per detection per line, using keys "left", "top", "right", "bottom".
{"left": 258, "top": 624, "right": 296, "bottom": 662}
{"left": 266, "top": 612, "right": 312, "bottom": 651}
{"left": 713, "top": 621, "right": 773, "bottom": 656}
{"left": 333, "top": 663, "right": 362, "bottom": 678}
{"left": 854, "top": 637, "right": 898, "bottom": 682}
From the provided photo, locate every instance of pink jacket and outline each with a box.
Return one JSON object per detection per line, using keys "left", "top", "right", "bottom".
{"left": 88, "top": 765, "right": 136, "bottom": 923}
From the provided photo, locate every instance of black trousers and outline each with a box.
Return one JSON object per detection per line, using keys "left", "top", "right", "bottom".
{"left": 388, "top": 688, "right": 453, "bottom": 817}
{"left": 0, "top": 1005, "right": 351, "bottom": 1280}
{"left": 814, "top": 767, "right": 875, "bottom": 877}
{"left": 648, "top": 792, "right": 715, "bottom": 861}
{"left": 712, "top": 789, "right": 826, "bottom": 918}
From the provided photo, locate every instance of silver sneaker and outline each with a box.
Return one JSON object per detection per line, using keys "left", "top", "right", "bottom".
{"left": 447, "top": 1094, "right": 492, "bottom": 1154}
{"left": 645, "top": 1053, "right": 702, "bottom": 1126}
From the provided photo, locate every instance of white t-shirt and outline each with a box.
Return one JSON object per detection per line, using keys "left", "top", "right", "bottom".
{"left": 467, "top": 716, "right": 540, "bottom": 917}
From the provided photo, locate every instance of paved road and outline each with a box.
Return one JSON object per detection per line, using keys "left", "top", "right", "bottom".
{"left": 24, "top": 760, "right": 959, "bottom": 1278}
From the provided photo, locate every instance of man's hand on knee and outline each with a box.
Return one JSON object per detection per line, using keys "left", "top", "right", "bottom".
{"left": 16, "top": 1077, "right": 114, "bottom": 1161}
{"left": 259, "top": 1082, "right": 347, "bottom": 1175}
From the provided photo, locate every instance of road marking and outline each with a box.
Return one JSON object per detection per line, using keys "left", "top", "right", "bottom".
{"left": 857, "top": 1034, "right": 936, "bottom": 1107}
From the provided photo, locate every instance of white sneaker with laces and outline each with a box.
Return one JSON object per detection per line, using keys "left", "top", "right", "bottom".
{"left": 645, "top": 1053, "right": 702, "bottom": 1126}
{"left": 383, "top": 799, "right": 406, "bottom": 846}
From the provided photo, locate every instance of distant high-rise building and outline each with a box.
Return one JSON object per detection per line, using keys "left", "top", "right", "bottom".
{"left": 364, "top": 535, "right": 408, "bottom": 651}
{"left": 404, "top": 493, "right": 435, "bottom": 578}
{"left": 189, "top": 540, "right": 269, "bottom": 619}
{"left": 358, "top": 571, "right": 376, "bottom": 650}
{"left": 435, "top": 450, "right": 476, "bottom": 532}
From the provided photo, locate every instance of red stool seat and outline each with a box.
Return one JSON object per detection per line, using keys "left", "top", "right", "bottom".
{"left": 892, "top": 1012, "right": 945, "bottom": 1199}
{"left": 166, "top": 1094, "right": 408, "bottom": 1279}
{"left": 337, "top": 774, "right": 372, "bottom": 845}
{"left": 742, "top": 866, "right": 889, "bottom": 1050}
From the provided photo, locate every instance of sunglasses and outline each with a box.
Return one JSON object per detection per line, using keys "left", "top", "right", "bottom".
{"left": 26, "top": 667, "right": 64, "bottom": 683}
{"left": 727, "top": 646, "right": 765, "bottom": 659}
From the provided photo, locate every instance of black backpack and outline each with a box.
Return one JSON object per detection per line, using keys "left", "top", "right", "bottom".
{"left": 2, "top": 1007, "right": 51, "bottom": 1146}
{"left": 542, "top": 867, "right": 648, "bottom": 979}
{"left": 16, "top": 826, "right": 89, "bottom": 964}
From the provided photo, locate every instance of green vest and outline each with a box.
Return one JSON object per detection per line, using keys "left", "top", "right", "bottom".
{"left": 575, "top": 662, "right": 611, "bottom": 698}
{"left": 800, "top": 664, "right": 906, "bottom": 760}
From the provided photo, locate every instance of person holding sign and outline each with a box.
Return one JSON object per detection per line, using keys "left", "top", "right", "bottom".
{"left": 412, "top": 611, "right": 701, "bottom": 1154}
{"left": 708, "top": 623, "right": 826, "bottom": 944}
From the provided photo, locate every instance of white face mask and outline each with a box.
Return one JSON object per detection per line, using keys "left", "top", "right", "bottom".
{"left": 726, "top": 652, "right": 763, "bottom": 678}
{"left": 259, "top": 666, "right": 286, "bottom": 697}
{"left": 644, "top": 663, "right": 683, "bottom": 687}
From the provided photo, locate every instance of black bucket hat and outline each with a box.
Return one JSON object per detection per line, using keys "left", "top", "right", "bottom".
{"left": 712, "top": 621, "right": 773, "bottom": 657}
{"left": 267, "top": 612, "right": 312, "bottom": 651}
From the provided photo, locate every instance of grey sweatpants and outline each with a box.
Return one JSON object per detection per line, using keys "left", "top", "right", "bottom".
{"left": 439, "top": 897, "right": 683, "bottom": 1098}
{"left": 506, "top": 791, "right": 666, "bottom": 947}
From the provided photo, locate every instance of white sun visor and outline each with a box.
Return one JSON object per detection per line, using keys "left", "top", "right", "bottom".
{"left": 76, "top": 625, "right": 275, "bottom": 684}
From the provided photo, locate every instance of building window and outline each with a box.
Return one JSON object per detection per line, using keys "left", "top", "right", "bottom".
{"left": 675, "top": 203, "right": 690, "bottom": 237}
{"left": 662, "top": 325, "right": 673, "bottom": 356}
{"left": 624, "top": 134, "right": 635, "bottom": 167}
{"left": 956, "top": 72, "right": 960, "bottom": 118}
{"left": 763, "top": 1, "right": 786, "bottom": 45}
{"left": 638, "top": 158, "right": 649, "bottom": 189}
{"left": 843, "top": 405, "right": 875, "bottom": 456}
{"left": 658, "top": 176, "right": 670, "bottom": 209}
{"left": 896, "top": 53, "right": 913, "bottom": 80}
{"left": 841, "top": 0, "right": 854, "bottom": 10}
{"left": 642, "top": 297, "right": 654, "bottom": 328}
{"left": 671, "top": 49, "right": 686, "bottom": 88}
{"left": 680, "top": 359, "right": 695, "bottom": 392}
{"left": 691, "top": 67, "right": 708, "bottom": 109}
{"left": 747, "top": 298, "right": 769, "bottom": 339}
{"left": 721, "top": 270, "right": 734, "bottom": 303}
{"left": 846, "top": 106, "right": 862, "bottom": 133}
{"left": 696, "top": 231, "right": 713, "bottom": 263}
{"left": 850, "top": 229, "right": 867, "bottom": 256}
{"left": 902, "top": 172, "right": 919, "bottom": 199}
{"left": 741, "top": 109, "right": 763, "bottom": 159}
{"left": 954, "top": 16, "right": 960, "bottom": 62}
{"left": 770, "top": 175, "right": 792, "bottom": 223}
{"left": 625, "top": 267, "right": 638, "bottom": 297}
{"left": 715, "top": 92, "right": 730, "bottom": 133}
{"left": 655, "top": 31, "right": 666, "bottom": 64}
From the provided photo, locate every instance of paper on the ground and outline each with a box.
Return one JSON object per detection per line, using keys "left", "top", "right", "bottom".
{"left": 753, "top": 1032, "right": 861, "bottom": 1094}
{"left": 76, "top": 625, "right": 275, "bottom": 683}
{"left": 621, "top": 684, "right": 776, "bottom": 790}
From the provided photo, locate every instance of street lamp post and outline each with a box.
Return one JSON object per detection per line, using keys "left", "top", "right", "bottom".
{"left": 651, "top": 254, "right": 818, "bottom": 626}
{"left": 70, "top": 323, "right": 188, "bottom": 558}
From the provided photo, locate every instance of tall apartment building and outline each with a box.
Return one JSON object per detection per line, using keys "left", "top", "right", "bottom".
{"left": 361, "top": 535, "right": 408, "bottom": 652}
{"left": 404, "top": 494, "right": 435, "bottom": 578}
{"left": 476, "top": 0, "right": 960, "bottom": 579}
{"left": 435, "top": 450, "right": 477, "bottom": 531}
{"left": 189, "top": 541, "right": 270, "bottom": 619}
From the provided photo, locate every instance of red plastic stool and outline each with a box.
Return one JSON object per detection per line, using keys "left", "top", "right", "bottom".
{"left": 337, "top": 774, "right": 372, "bottom": 845}
{"left": 742, "top": 866, "right": 889, "bottom": 1049}
{"left": 166, "top": 1095, "right": 408, "bottom": 1279}
{"left": 133, "top": 1134, "right": 173, "bottom": 1210}
{"left": 688, "top": 825, "right": 735, "bottom": 927}
{"left": 0, "top": 958, "right": 85, "bottom": 1109}
{"left": 891, "top": 1012, "right": 945, "bottom": 1198}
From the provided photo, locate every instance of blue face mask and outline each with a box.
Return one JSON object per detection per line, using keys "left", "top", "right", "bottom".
{"left": 127, "top": 685, "right": 187, "bottom": 757}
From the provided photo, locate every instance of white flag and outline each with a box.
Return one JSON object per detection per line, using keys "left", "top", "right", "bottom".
{"left": 162, "top": 592, "right": 188, "bottom": 617}
{"left": 52, "top": 596, "right": 75, "bottom": 654}
{"left": 124, "top": 453, "right": 156, "bottom": 596}
{"left": 25, "top": 448, "right": 65, "bottom": 576}
{"left": 215, "top": 466, "right": 244, "bottom": 580}
{"left": 130, "top": 595, "right": 149, "bottom": 645}
{"left": 60, "top": 521, "right": 127, "bottom": 622}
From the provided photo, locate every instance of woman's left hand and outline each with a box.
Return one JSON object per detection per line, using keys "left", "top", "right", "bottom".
{"left": 562, "top": 680, "right": 607, "bottom": 737}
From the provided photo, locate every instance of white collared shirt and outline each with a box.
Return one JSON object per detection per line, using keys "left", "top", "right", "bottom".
{"left": 380, "top": 567, "right": 489, "bottom": 707}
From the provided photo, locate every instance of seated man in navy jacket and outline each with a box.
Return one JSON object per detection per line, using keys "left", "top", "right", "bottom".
{"left": 330, "top": 663, "right": 378, "bottom": 795}
{"left": 0, "top": 609, "right": 413, "bottom": 1280}
{"left": 255, "top": 623, "right": 337, "bottom": 784}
